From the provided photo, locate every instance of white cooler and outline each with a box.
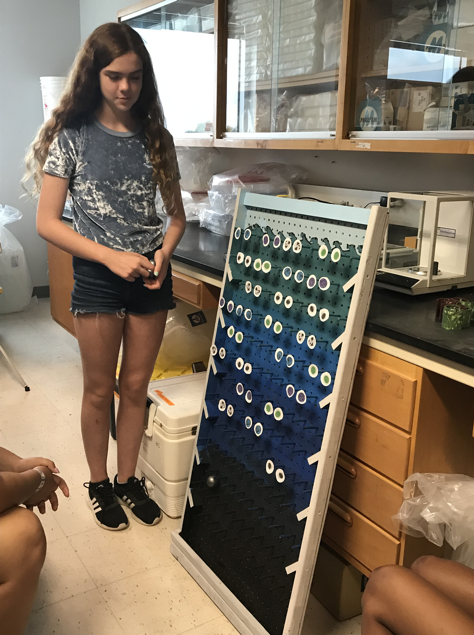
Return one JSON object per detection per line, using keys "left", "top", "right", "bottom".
{"left": 137, "top": 373, "right": 206, "bottom": 518}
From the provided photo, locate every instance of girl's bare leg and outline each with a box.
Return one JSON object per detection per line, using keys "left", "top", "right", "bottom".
{"left": 116, "top": 310, "right": 168, "bottom": 482}
{"left": 0, "top": 507, "right": 46, "bottom": 635}
{"left": 74, "top": 314, "right": 124, "bottom": 482}
{"left": 411, "top": 555, "right": 474, "bottom": 620}
{"left": 362, "top": 564, "right": 474, "bottom": 635}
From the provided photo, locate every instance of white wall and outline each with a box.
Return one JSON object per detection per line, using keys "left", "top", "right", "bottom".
{"left": 0, "top": 0, "right": 81, "bottom": 288}
{"left": 80, "top": 0, "right": 125, "bottom": 41}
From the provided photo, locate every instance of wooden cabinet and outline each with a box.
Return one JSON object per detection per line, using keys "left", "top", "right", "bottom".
{"left": 171, "top": 270, "right": 220, "bottom": 309}
{"left": 119, "top": 0, "right": 474, "bottom": 153}
{"left": 323, "top": 344, "right": 474, "bottom": 577}
{"left": 47, "top": 242, "right": 75, "bottom": 336}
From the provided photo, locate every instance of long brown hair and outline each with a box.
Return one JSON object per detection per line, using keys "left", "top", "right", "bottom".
{"left": 24, "top": 22, "right": 175, "bottom": 212}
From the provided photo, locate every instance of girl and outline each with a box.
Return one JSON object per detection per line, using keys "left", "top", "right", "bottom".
{"left": 25, "top": 22, "right": 186, "bottom": 530}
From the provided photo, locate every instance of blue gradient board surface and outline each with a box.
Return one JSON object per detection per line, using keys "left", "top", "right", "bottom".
{"left": 172, "top": 192, "right": 388, "bottom": 635}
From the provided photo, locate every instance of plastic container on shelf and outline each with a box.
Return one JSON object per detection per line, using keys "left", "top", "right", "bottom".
{"left": 137, "top": 373, "right": 207, "bottom": 517}
{"left": 39, "top": 76, "right": 67, "bottom": 122}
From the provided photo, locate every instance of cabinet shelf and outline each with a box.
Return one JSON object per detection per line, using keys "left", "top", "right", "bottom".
{"left": 243, "top": 70, "right": 339, "bottom": 92}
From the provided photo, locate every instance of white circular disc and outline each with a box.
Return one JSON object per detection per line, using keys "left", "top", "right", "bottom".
{"left": 293, "top": 240, "right": 302, "bottom": 253}
{"left": 275, "top": 348, "right": 284, "bottom": 362}
{"left": 264, "top": 402, "right": 274, "bottom": 415}
{"left": 296, "top": 330, "right": 306, "bottom": 344}
{"left": 254, "top": 423, "right": 263, "bottom": 437}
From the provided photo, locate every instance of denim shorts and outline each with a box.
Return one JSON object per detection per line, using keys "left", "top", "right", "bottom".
{"left": 71, "top": 249, "right": 175, "bottom": 316}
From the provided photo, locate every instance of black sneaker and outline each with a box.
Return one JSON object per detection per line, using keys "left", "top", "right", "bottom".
{"left": 84, "top": 479, "right": 129, "bottom": 531}
{"left": 114, "top": 475, "right": 162, "bottom": 526}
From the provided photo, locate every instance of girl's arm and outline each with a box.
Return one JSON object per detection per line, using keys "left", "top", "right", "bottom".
{"left": 161, "top": 181, "right": 187, "bottom": 258}
{"left": 37, "top": 174, "right": 154, "bottom": 280}
{"left": 146, "top": 181, "right": 186, "bottom": 289}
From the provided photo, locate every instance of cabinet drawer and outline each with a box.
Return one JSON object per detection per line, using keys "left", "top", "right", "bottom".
{"left": 171, "top": 271, "right": 220, "bottom": 309}
{"left": 351, "top": 357, "right": 417, "bottom": 432}
{"left": 332, "top": 452, "right": 403, "bottom": 537}
{"left": 341, "top": 406, "right": 410, "bottom": 485}
{"left": 323, "top": 496, "right": 400, "bottom": 573}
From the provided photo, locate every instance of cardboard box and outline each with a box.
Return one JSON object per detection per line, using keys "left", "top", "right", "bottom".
{"left": 311, "top": 544, "right": 363, "bottom": 621}
{"left": 408, "top": 87, "right": 439, "bottom": 130}
{"left": 388, "top": 87, "right": 411, "bottom": 130}
{"left": 423, "top": 106, "right": 451, "bottom": 131}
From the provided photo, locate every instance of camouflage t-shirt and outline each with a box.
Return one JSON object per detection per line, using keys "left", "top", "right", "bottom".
{"left": 43, "top": 117, "right": 180, "bottom": 254}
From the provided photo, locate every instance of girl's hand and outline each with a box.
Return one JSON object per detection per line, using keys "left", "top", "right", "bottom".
{"left": 24, "top": 472, "right": 70, "bottom": 513}
{"left": 143, "top": 249, "right": 171, "bottom": 290}
{"left": 23, "top": 467, "right": 58, "bottom": 507}
{"left": 17, "top": 456, "right": 60, "bottom": 474}
{"left": 104, "top": 251, "right": 153, "bottom": 281}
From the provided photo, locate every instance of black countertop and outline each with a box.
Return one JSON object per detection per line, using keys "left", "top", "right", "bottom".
{"left": 170, "top": 220, "right": 228, "bottom": 277}
{"left": 173, "top": 223, "right": 474, "bottom": 371}
{"left": 367, "top": 287, "right": 474, "bottom": 370}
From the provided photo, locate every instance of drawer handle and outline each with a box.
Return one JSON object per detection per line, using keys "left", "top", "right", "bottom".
{"left": 356, "top": 363, "right": 365, "bottom": 376}
{"left": 346, "top": 413, "right": 361, "bottom": 429}
{"left": 328, "top": 501, "right": 353, "bottom": 528}
{"left": 336, "top": 456, "right": 357, "bottom": 479}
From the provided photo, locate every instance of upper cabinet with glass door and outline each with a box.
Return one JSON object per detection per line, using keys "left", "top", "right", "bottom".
{"left": 341, "top": 0, "right": 474, "bottom": 152}
{"left": 218, "top": 0, "right": 345, "bottom": 147}
{"left": 119, "top": 0, "right": 216, "bottom": 145}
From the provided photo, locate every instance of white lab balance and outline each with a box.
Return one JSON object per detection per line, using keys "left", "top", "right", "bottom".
{"left": 376, "top": 191, "right": 474, "bottom": 295}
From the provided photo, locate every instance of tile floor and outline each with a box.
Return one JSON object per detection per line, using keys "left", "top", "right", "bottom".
{"left": 0, "top": 299, "right": 361, "bottom": 635}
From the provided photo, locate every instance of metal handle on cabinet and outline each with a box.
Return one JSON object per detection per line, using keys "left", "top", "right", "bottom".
{"left": 356, "top": 363, "right": 365, "bottom": 376}
{"left": 346, "top": 412, "right": 361, "bottom": 429}
{"left": 336, "top": 456, "right": 357, "bottom": 479}
{"left": 328, "top": 501, "right": 353, "bottom": 527}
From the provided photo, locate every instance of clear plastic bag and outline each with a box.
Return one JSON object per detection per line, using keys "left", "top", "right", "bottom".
{"left": 208, "top": 162, "right": 307, "bottom": 217}
{"left": 181, "top": 191, "right": 211, "bottom": 223}
{"left": 176, "top": 147, "right": 220, "bottom": 192}
{"left": 199, "top": 210, "right": 234, "bottom": 236}
{"left": 393, "top": 473, "right": 474, "bottom": 550}
{"left": 0, "top": 205, "right": 34, "bottom": 314}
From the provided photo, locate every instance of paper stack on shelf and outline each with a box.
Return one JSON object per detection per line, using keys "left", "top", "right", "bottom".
{"left": 287, "top": 90, "right": 338, "bottom": 131}
{"left": 228, "top": 0, "right": 273, "bottom": 82}
{"left": 228, "top": 0, "right": 342, "bottom": 83}
{"left": 279, "top": 0, "right": 325, "bottom": 77}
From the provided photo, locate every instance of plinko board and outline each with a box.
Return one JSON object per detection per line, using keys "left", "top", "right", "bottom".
{"left": 171, "top": 192, "right": 388, "bottom": 635}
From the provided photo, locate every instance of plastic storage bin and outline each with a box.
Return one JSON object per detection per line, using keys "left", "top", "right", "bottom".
{"left": 137, "top": 373, "right": 207, "bottom": 518}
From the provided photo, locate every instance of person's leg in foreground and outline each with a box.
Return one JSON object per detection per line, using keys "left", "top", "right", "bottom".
{"left": 0, "top": 507, "right": 46, "bottom": 635}
{"left": 362, "top": 556, "right": 474, "bottom": 635}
